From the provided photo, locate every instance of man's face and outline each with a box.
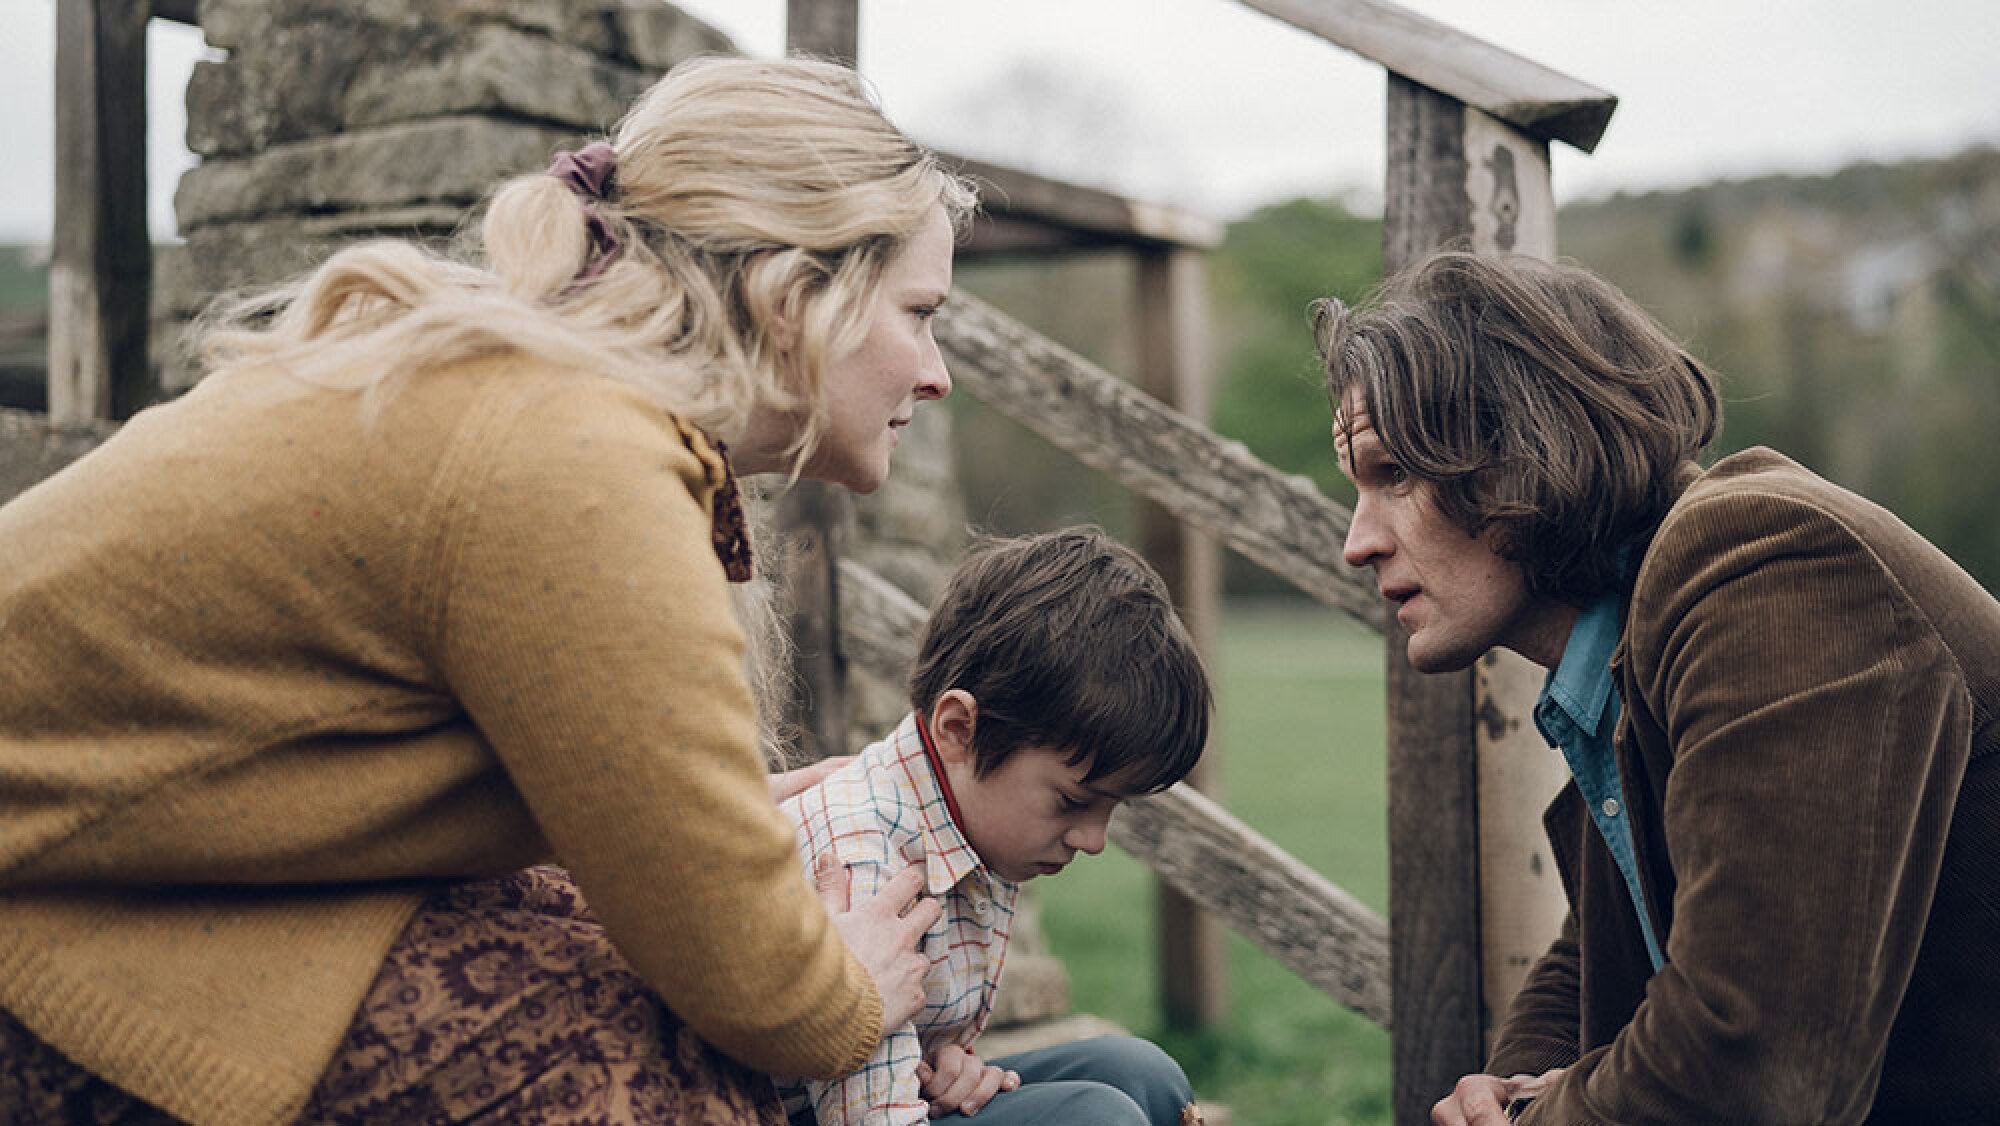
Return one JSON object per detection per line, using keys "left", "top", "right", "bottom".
{"left": 1334, "top": 391, "right": 1566, "bottom": 671}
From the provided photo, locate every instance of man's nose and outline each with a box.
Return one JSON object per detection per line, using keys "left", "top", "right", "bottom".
{"left": 1344, "top": 492, "right": 1389, "bottom": 569}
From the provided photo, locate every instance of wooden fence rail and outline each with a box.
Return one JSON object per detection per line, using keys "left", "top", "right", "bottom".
{"left": 933, "top": 292, "right": 1382, "bottom": 630}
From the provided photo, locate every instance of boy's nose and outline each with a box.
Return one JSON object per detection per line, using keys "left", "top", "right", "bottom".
{"left": 1066, "top": 818, "right": 1108, "bottom": 857}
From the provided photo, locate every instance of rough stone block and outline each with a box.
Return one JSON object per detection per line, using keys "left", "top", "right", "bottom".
{"left": 611, "top": 1, "right": 735, "bottom": 71}
{"left": 201, "top": 0, "right": 617, "bottom": 55}
{"left": 188, "top": 22, "right": 649, "bottom": 157}
{"left": 176, "top": 117, "right": 578, "bottom": 230}
{"left": 199, "top": 0, "right": 735, "bottom": 66}
{"left": 158, "top": 207, "right": 467, "bottom": 318}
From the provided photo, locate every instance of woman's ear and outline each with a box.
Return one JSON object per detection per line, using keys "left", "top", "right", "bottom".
{"left": 926, "top": 689, "right": 979, "bottom": 767}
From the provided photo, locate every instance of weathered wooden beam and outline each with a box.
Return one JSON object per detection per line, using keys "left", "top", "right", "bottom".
{"left": 951, "top": 154, "right": 1223, "bottom": 256}
{"left": 1111, "top": 783, "right": 1392, "bottom": 1027}
{"left": 934, "top": 291, "right": 1382, "bottom": 629}
{"left": 51, "top": 0, "right": 153, "bottom": 425}
{"left": 1229, "top": 0, "right": 1616, "bottom": 153}
{"left": 836, "top": 554, "right": 1393, "bottom": 1027}
{"left": 1380, "top": 75, "right": 1484, "bottom": 1125}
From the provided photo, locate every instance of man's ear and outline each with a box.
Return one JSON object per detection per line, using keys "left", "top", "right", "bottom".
{"left": 926, "top": 689, "right": 979, "bottom": 767}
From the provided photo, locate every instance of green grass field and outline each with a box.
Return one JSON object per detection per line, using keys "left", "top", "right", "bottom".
{"left": 1037, "top": 600, "right": 1394, "bottom": 1125}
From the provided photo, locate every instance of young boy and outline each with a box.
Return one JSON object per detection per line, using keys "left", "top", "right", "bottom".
{"left": 779, "top": 528, "right": 1212, "bottom": 1125}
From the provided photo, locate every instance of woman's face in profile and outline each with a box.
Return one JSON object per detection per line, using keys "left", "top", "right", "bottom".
{"left": 802, "top": 204, "right": 957, "bottom": 494}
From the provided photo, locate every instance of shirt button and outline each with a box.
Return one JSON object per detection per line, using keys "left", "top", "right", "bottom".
{"left": 1601, "top": 798, "right": 1622, "bottom": 817}
{"left": 971, "top": 895, "right": 991, "bottom": 921}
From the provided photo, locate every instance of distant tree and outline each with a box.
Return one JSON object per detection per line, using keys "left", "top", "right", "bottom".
{"left": 1211, "top": 196, "right": 1381, "bottom": 501}
{"left": 1209, "top": 196, "right": 1381, "bottom": 595}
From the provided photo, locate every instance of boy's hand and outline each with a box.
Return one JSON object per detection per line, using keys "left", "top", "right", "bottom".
{"left": 770, "top": 756, "right": 854, "bottom": 804}
{"left": 916, "top": 1042, "right": 1019, "bottom": 1118}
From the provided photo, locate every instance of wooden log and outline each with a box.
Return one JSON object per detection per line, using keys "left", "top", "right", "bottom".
{"left": 51, "top": 0, "right": 153, "bottom": 424}
{"left": 933, "top": 291, "right": 1382, "bottom": 629}
{"left": 1135, "top": 246, "right": 1229, "bottom": 1031}
{"left": 1110, "top": 783, "right": 1392, "bottom": 1027}
{"left": 836, "top": 555, "right": 1393, "bottom": 1027}
{"left": 1228, "top": 0, "right": 1616, "bottom": 153}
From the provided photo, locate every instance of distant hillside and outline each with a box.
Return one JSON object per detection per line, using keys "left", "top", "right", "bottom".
{"left": 1558, "top": 145, "right": 2000, "bottom": 587}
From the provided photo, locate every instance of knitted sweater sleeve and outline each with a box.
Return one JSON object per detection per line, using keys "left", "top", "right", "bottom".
{"left": 421, "top": 374, "right": 880, "bottom": 1079}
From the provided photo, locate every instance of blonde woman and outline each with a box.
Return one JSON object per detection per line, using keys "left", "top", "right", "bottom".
{"left": 0, "top": 57, "right": 973, "bottom": 1125}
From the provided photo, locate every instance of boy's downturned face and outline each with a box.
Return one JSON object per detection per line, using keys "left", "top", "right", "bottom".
{"left": 928, "top": 690, "right": 1127, "bottom": 884}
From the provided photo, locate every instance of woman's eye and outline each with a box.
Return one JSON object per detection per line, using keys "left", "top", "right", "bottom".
{"left": 911, "top": 304, "right": 939, "bottom": 322}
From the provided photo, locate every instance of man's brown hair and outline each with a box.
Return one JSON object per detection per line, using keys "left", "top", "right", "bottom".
{"left": 909, "top": 528, "right": 1210, "bottom": 792}
{"left": 1316, "top": 250, "right": 1721, "bottom": 602}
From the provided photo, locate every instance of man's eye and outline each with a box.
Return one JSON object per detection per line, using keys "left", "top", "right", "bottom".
{"left": 1383, "top": 463, "right": 1411, "bottom": 487}
{"left": 1057, "top": 794, "right": 1088, "bottom": 813}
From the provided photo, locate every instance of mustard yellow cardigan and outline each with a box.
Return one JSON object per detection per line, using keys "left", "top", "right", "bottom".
{"left": 0, "top": 358, "right": 879, "bottom": 1124}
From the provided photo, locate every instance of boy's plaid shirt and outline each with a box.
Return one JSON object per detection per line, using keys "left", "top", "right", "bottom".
{"left": 777, "top": 713, "right": 1019, "bottom": 1125}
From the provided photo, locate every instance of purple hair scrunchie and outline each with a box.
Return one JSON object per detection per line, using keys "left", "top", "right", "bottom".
{"left": 547, "top": 141, "right": 622, "bottom": 283}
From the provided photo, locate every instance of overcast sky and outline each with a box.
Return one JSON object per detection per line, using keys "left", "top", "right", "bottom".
{"left": 6, "top": 0, "right": 1998, "bottom": 242}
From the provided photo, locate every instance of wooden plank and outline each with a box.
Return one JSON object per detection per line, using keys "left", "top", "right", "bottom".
{"left": 1229, "top": 0, "right": 1616, "bottom": 153}
{"left": 836, "top": 555, "right": 1393, "bottom": 1027}
{"left": 50, "top": 0, "right": 153, "bottom": 425}
{"left": 786, "top": 0, "right": 859, "bottom": 63}
{"left": 1110, "top": 783, "right": 1392, "bottom": 1027}
{"left": 1135, "top": 246, "right": 1229, "bottom": 1031}
{"left": 951, "top": 154, "right": 1224, "bottom": 256}
{"left": 1459, "top": 108, "right": 1570, "bottom": 1049}
{"left": 1381, "top": 74, "right": 1484, "bottom": 1126}
{"left": 933, "top": 292, "right": 1382, "bottom": 629}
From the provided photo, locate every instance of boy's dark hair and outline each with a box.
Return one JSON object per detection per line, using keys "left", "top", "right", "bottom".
{"left": 1315, "top": 250, "right": 1721, "bottom": 604}
{"left": 909, "top": 528, "right": 1211, "bottom": 793}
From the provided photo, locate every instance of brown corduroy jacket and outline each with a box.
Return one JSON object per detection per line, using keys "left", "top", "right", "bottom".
{"left": 1489, "top": 448, "right": 2000, "bottom": 1123}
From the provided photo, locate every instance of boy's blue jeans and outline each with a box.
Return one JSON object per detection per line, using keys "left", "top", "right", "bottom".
{"left": 936, "top": 1035, "right": 1198, "bottom": 1125}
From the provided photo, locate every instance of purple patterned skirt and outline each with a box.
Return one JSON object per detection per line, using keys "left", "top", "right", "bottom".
{"left": 0, "top": 866, "right": 787, "bottom": 1125}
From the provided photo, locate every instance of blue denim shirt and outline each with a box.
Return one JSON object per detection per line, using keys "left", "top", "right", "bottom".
{"left": 1532, "top": 592, "right": 1667, "bottom": 971}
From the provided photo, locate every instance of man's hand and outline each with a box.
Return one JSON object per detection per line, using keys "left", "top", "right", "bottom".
{"left": 1431, "top": 1069, "right": 1566, "bottom": 1125}
{"left": 770, "top": 756, "right": 853, "bottom": 804}
{"left": 916, "top": 1042, "right": 1019, "bottom": 1118}
{"left": 815, "top": 855, "right": 941, "bottom": 1033}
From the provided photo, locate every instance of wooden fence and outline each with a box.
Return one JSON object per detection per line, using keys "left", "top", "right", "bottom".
{"left": 35, "top": 1, "right": 1617, "bottom": 1121}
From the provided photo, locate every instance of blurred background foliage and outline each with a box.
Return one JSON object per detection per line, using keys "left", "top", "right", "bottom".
{"left": 950, "top": 142, "right": 2000, "bottom": 594}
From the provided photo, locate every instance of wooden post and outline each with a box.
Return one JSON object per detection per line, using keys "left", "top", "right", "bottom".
{"left": 1136, "top": 245, "right": 1228, "bottom": 1029}
{"left": 786, "top": 0, "right": 858, "bottom": 63}
{"left": 51, "top": 0, "right": 153, "bottom": 425}
{"left": 777, "top": 2, "right": 862, "bottom": 759}
{"left": 1381, "top": 74, "right": 1568, "bottom": 1124}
